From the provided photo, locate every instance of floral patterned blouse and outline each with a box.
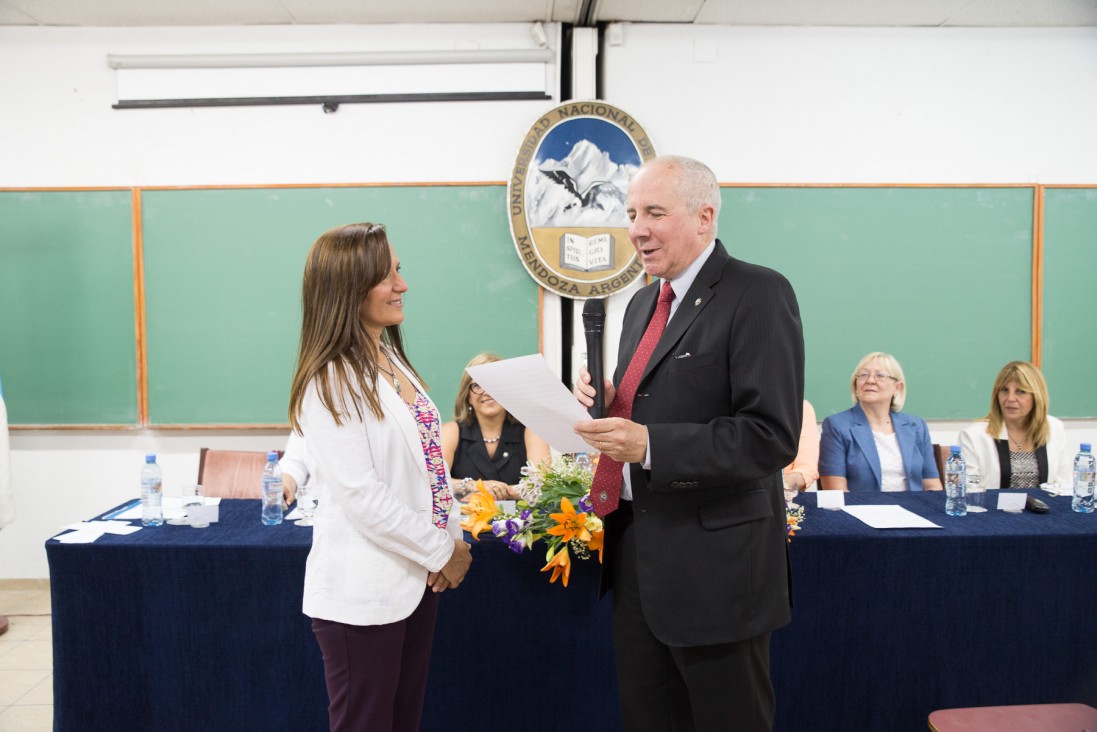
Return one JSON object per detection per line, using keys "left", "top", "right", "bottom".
{"left": 401, "top": 390, "right": 452, "bottom": 530}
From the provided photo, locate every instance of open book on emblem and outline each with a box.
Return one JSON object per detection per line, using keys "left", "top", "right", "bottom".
{"left": 560, "top": 233, "right": 614, "bottom": 272}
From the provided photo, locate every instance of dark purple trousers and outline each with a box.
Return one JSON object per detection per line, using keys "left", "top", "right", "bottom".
{"left": 311, "top": 587, "right": 440, "bottom": 732}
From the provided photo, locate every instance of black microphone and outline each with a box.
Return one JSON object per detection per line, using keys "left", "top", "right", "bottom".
{"left": 582, "top": 297, "right": 606, "bottom": 419}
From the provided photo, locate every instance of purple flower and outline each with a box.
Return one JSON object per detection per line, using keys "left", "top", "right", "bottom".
{"left": 578, "top": 494, "right": 594, "bottom": 513}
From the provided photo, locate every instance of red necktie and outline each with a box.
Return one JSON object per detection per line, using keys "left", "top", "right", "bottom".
{"left": 590, "top": 281, "right": 675, "bottom": 517}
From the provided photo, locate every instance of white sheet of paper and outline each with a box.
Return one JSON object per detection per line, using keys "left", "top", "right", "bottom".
{"left": 466, "top": 354, "right": 591, "bottom": 454}
{"left": 817, "top": 491, "right": 845, "bottom": 510}
{"left": 53, "top": 529, "right": 105, "bottom": 543}
{"left": 842, "top": 504, "right": 942, "bottom": 529}
{"left": 1041, "top": 482, "right": 1070, "bottom": 497}
{"left": 997, "top": 493, "right": 1027, "bottom": 512}
{"left": 63, "top": 521, "right": 141, "bottom": 536}
{"left": 113, "top": 496, "right": 221, "bottom": 521}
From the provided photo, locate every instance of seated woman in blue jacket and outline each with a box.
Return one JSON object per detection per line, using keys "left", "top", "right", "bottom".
{"left": 819, "top": 352, "right": 943, "bottom": 492}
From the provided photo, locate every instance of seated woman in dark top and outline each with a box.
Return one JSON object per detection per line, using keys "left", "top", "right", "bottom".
{"left": 441, "top": 353, "right": 551, "bottom": 502}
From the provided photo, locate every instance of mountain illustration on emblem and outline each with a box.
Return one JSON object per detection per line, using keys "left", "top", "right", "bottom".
{"left": 527, "top": 139, "right": 638, "bottom": 228}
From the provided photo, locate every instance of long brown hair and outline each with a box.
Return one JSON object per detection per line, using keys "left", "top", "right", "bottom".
{"left": 453, "top": 352, "right": 518, "bottom": 425}
{"left": 984, "top": 361, "right": 1050, "bottom": 448}
{"left": 288, "top": 223, "right": 421, "bottom": 431}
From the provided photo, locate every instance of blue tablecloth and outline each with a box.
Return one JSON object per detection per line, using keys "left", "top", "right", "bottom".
{"left": 46, "top": 491, "right": 1097, "bottom": 731}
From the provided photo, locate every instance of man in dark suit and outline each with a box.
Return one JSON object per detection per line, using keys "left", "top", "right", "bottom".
{"left": 575, "top": 155, "right": 804, "bottom": 731}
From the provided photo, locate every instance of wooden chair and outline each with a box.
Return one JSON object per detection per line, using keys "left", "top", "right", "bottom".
{"left": 929, "top": 703, "right": 1097, "bottom": 731}
{"left": 197, "top": 449, "right": 274, "bottom": 499}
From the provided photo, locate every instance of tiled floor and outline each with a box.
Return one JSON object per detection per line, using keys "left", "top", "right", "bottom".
{"left": 0, "top": 584, "right": 52, "bottom": 732}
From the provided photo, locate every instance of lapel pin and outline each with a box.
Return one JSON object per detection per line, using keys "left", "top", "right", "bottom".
{"left": 694, "top": 298, "right": 702, "bottom": 306}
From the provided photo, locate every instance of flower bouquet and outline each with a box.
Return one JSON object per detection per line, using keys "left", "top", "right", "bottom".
{"left": 786, "top": 502, "right": 805, "bottom": 541}
{"left": 460, "top": 454, "right": 602, "bottom": 588}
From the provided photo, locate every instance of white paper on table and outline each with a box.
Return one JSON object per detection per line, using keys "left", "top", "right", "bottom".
{"left": 114, "top": 496, "right": 221, "bottom": 521}
{"left": 842, "top": 504, "right": 942, "bottom": 529}
{"left": 63, "top": 521, "right": 141, "bottom": 536}
{"left": 466, "top": 354, "right": 591, "bottom": 454}
{"left": 1041, "top": 482, "right": 1070, "bottom": 497}
{"left": 53, "top": 529, "right": 105, "bottom": 543}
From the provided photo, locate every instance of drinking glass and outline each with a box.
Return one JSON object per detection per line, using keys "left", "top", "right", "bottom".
{"left": 966, "top": 469, "right": 986, "bottom": 513}
{"left": 169, "top": 484, "right": 204, "bottom": 525}
{"left": 782, "top": 471, "right": 799, "bottom": 507}
{"left": 295, "top": 482, "right": 317, "bottom": 527}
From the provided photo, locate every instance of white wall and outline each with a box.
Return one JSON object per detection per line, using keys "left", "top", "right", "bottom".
{"left": 602, "top": 25, "right": 1097, "bottom": 184}
{"left": 4, "top": 24, "right": 1097, "bottom": 579}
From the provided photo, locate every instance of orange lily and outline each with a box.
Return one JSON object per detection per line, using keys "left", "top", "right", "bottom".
{"left": 587, "top": 528, "right": 605, "bottom": 564}
{"left": 459, "top": 481, "right": 498, "bottom": 540}
{"left": 541, "top": 545, "right": 572, "bottom": 587}
{"left": 546, "top": 497, "right": 591, "bottom": 544}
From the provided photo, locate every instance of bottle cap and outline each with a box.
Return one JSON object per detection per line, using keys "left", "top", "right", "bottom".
{"left": 1082, "top": 443, "right": 1092, "bottom": 452}
{"left": 267, "top": 450, "right": 279, "bottom": 461}
{"left": 145, "top": 454, "right": 156, "bottom": 462}
{"left": 950, "top": 445, "right": 961, "bottom": 453}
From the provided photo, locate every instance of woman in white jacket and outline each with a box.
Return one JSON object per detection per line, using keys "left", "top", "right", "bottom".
{"left": 959, "top": 361, "right": 1073, "bottom": 490}
{"left": 288, "top": 222, "right": 471, "bottom": 732}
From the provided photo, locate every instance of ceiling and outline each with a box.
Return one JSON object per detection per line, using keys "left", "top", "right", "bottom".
{"left": 1, "top": 0, "right": 1095, "bottom": 28}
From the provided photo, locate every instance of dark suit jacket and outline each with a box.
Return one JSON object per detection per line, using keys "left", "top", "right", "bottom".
{"left": 607, "top": 240, "right": 804, "bottom": 648}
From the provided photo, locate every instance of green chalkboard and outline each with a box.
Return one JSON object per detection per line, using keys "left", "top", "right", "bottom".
{"left": 0, "top": 184, "right": 1058, "bottom": 426}
{"left": 0, "top": 190, "right": 138, "bottom": 425}
{"left": 722, "top": 187, "right": 1035, "bottom": 421}
{"left": 141, "top": 186, "right": 540, "bottom": 426}
{"left": 1041, "top": 187, "right": 1097, "bottom": 418}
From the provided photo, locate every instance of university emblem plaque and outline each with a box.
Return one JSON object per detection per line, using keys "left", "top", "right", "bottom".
{"left": 508, "top": 101, "right": 656, "bottom": 299}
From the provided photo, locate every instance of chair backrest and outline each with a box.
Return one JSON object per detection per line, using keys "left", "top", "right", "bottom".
{"left": 932, "top": 444, "right": 950, "bottom": 481}
{"left": 197, "top": 449, "right": 271, "bottom": 499}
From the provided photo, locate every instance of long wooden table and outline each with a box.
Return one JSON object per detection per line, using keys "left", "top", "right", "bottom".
{"left": 47, "top": 491, "right": 1097, "bottom": 731}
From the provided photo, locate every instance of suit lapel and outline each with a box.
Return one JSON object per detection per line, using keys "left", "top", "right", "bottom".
{"left": 379, "top": 353, "right": 430, "bottom": 482}
{"left": 850, "top": 404, "right": 882, "bottom": 487}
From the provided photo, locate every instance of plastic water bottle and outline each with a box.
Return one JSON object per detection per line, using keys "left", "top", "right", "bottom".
{"left": 1072, "top": 443, "right": 1095, "bottom": 514}
{"left": 944, "top": 445, "right": 967, "bottom": 517}
{"left": 261, "top": 451, "right": 284, "bottom": 526}
{"left": 140, "top": 454, "right": 164, "bottom": 527}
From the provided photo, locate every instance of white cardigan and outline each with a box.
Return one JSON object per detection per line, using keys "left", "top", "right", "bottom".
{"left": 301, "top": 358, "right": 462, "bottom": 627}
{"left": 958, "top": 416, "right": 1075, "bottom": 490}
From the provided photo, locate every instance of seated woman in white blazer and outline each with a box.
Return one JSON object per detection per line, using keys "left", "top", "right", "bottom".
{"left": 288, "top": 222, "right": 471, "bottom": 732}
{"left": 958, "top": 361, "right": 1073, "bottom": 489}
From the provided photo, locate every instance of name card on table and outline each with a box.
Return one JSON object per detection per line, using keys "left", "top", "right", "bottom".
{"left": 817, "top": 491, "right": 845, "bottom": 510}
{"left": 997, "top": 493, "right": 1026, "bottom": 513}
{"left": 187, "top": 504, "right": 219, "bottom": 526}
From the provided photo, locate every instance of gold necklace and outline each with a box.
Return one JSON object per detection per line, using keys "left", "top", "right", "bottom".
{"left": 377, "top": 353, "right": 402, "bottom": 397}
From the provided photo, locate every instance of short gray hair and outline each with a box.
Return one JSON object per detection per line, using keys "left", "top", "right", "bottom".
{"left": 650, "top": 155, "right": 721, "bottom": 236}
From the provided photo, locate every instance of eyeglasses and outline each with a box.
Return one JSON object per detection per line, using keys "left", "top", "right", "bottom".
{"left": 855, "top": 372, "right": 899, "bottom": 383}
{"left": 469, "top": 383, "right": 484, "bottom": 395}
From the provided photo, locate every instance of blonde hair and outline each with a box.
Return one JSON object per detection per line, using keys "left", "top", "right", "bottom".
{"left": 849, "top": 351, "right": 907, "bottom": 412}
{"left": 288, "top": 223, "right": 422, "bottom": 431}
{"left": 453, "top": 352, "right": 516, "bottom": 425}
{"left": 984, "top": 361, "right": 1050, "bottom": 448}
